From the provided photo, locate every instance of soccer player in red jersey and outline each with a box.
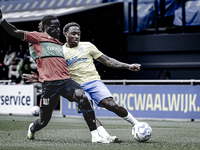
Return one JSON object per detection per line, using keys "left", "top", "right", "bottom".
{"left": 0, "top": 9, "right": 109, "bottom": 143}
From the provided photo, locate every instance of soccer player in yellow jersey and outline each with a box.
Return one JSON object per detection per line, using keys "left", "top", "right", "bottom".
{"left": 62, "top": 22, "right": 141, "bottom": 141}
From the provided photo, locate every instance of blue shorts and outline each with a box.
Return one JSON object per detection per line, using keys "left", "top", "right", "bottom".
{"left": 76, "top": 80, "right": 112, "bottom": 113}
{"left": 82, "top": 80, "right": 112, "bottom": 106}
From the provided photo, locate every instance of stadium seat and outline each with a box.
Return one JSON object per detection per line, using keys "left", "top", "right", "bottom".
{"left": 0, "top": 0, "right": 104, "bottom": 12}
{"left": 173, "top": 0, "right": 200, "bottom": 26}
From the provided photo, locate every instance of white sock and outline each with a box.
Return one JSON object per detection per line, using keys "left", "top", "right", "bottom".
{"left": 91, "top": 129, "right": 99, "bottom": 137}
{"left": 97, "top": 126, "right": 109, "bottom": 138}
{"left": 123, "top": 112, "right": 138, "bottom": 126}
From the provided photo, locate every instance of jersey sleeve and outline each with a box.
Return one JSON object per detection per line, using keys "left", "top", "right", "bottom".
{"left": 23, "top": 31, "right": 39, "bottom": 43}
{"left": 89, "top": 42, "right": 103, "bottom": 59}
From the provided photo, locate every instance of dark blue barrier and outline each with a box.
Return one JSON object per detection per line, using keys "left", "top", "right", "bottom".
{"left": 62, "top": 85, "right": 200, "bottom": 119}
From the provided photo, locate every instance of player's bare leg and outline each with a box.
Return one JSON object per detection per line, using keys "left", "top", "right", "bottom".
{"left": 99, "top": 97, "right": 138, "bottom": 126}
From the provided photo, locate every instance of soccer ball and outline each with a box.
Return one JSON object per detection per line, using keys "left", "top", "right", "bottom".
{"left": 31, "top": 106, "right": 40, "bottom": 116}
{"left": 132, "top": 122, "right": 152, "bottom": 142}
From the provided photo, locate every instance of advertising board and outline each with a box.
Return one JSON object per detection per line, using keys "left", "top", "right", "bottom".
{"left": 61, "top": 85, "right": 200, "bottom": 119}
{"left": 0, "top": 84, "right": 34, "bottom": 115}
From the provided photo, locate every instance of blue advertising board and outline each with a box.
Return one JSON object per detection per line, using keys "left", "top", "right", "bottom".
{"left": 61, "top": 85, "right": 200, "bottom": 119}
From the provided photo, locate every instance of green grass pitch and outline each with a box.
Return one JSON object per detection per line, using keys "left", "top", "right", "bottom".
{"left": 0, "top": 114, "right": 200, "bottom": 150}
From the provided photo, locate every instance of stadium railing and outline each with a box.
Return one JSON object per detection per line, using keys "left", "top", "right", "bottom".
{"left": 102, "top": 79, "right": 200, "bottom": 85}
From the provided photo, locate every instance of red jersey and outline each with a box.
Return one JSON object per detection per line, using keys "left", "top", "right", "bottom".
{"left": 23, "top": 31, "right": 70, "bottom": 82}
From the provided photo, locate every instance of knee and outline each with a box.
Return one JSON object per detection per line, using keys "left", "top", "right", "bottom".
{"left": 74, "top": 89, "right": 88, "bottom": 104}
{"left": 109, "top": 103, "right": 120, "bottom": 111}
{"left": 100, "top": 98, "right": 119, "bottom": 110}
{"left": 74, "top": 89, "right": 93, "bottom": 113}
{"left": 100, "top": 98, "right": 128, "bottom": 117}
{"left": 74, "top": 89, "right": 84, "bottom": 98}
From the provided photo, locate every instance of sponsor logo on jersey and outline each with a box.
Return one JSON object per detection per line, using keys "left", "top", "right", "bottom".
{"left": 66, "top": 56, "right": 87, "bottom": 67}
{"left": 47, "top": 46, "right": 63, "bottom": 53}
{"left": 78, "top": 47, "right": 84, "bottom": 53}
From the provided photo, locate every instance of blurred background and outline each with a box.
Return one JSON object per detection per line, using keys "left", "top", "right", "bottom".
{"left": 1, "top": 0, "right": 200, "bottom": 83}
{"left": 1, "top": 0, "right": 200, "bottom": 119}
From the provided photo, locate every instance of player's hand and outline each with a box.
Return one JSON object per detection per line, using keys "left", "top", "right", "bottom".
{"left": 0, "top": 9, "right": 2, "bottom": 19}
{"left": 23, "top": 71, "right": 39, "bottom": 83}
{"left": 128, "top": 63, "right": 141, "bottom": 72}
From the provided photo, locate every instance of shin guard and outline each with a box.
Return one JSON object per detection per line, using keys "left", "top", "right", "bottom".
{"left": 79, "top": 101, "right": 97, "bottom": 131}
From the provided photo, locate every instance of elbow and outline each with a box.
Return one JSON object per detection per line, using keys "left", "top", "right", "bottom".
{"left": 7, "top": 30, "right": 22, "bottom": 39}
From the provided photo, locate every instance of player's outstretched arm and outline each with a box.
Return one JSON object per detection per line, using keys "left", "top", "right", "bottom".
{"left": 23, "top": 71, "right": 39, "bottom": 83}
{"left": 96, "top": 54, "right": 141, "bottom": 72}
{"left": 0, "top": 9, "right": 24, "bottom": 39}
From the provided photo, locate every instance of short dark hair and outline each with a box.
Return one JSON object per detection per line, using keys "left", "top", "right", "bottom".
{"left": 41, "top": 15, "right": 58, "bottom": 27}
{"left": 63, "top": 22, "right": 80, "bottom": 35}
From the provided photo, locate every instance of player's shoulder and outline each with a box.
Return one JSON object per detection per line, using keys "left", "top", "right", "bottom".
{"left": 79, "top": 41, "right": 93, "bottom": 46}
{"left": 26, "top": 31, "right": 45, "bottom": 37}
{"left": 24, "top": 31, "right": 43, "bottom": 41}
{"left": 62, "top": 43, "right": 67, "bottom": 48}
{"left": 26, "top": 31, "right": 39, "bottom": 34}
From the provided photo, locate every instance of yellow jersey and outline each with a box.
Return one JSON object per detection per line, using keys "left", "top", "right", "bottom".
{"left": 62, "top": 42, "right": 103, "bottom": 84}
